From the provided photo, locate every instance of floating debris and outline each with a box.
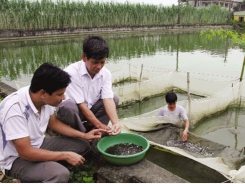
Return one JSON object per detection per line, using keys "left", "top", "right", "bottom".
{"left": 166, "top": 140, "right": 214, "bottom": 156}
{"left": 106, "top": 143, "right": 143, "bottom": 156}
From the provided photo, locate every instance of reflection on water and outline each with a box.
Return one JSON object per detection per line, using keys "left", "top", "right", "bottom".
{"left": 0, "top": 30, "right": 244, "bottom": 88}
{"left": 192, "top": 108, "right": 245, "bottom": 150}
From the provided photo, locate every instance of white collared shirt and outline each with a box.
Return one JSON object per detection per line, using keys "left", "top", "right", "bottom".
{"left": 64, "top": 61, "right": 113, "bottom": 109}
{"left": 0, "top": 86, "right": 54, "bottom": 173}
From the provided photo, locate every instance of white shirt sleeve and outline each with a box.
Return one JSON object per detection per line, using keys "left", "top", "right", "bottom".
{"left": 158, "top": 105, "right": 168, "bottom": 116}
{"left": 178, "top": 106, "right": 188, "bottom": 120}
{"left": 158, "top": 108, "right": 164, "bottom": 116}
{"left": 4, "top": 104, "right": 29, "bottom": 141}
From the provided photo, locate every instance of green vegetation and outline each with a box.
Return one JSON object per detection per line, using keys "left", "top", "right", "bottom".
{"left": 200, "top": 28, "right": 245, "bottom": 50}
{"left": 200, "top": 28, "right": 245, "bottom": 82}
{"left": 67, "top": 159, "right": 99, "bottom": 183}
{"left": 0, "top": 0, "right": 229, "bottom": 30}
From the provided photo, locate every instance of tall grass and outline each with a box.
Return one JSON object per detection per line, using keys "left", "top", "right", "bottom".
{"left": 0, "top": 0, "right": 229, "bottom": 30}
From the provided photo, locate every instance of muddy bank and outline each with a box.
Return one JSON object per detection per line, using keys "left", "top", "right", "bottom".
{"left": 0, "top": 24, "right": 233, "bottom": 39}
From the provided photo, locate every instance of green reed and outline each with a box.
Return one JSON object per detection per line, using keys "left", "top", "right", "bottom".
{"left": 0, "top": 0, "right": 229, "bottom": 30}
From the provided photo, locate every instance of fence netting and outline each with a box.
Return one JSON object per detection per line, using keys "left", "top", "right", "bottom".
{"left": 107, "top": 62, "right": 245, "bottom": 182}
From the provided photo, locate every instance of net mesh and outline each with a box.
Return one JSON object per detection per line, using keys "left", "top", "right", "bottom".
{"left": 109, "top": 63, "right": 245, "bottom": 182}
{"left": 109, "top": 63, "right": 245, "bottom": 127}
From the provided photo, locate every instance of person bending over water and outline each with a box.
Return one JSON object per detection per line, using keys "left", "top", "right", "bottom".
{"left": 158, "top": 92, "right": 190, "bottom": 141}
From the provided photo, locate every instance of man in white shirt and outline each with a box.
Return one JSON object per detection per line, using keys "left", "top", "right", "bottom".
{"left": 56, "top": 36, "right": 121, "bottom": 135}
{"left": 0, "top": 63, "right": 104, "bottom": 182}
{"left": 158, "top": 92, "right": 190, "bottom": 141}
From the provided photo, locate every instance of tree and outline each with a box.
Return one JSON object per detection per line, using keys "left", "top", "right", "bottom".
{"left": 194, "top": 0, "right": 198, "bottom": 7}
{"left": 200, "top": 28, "right": 245, "bottom": 81}
{"left": 200, "top": 28, "right": 245, "bottom": 49}
{"left": 178, "top": 0, "right": 180, "bottom": 24}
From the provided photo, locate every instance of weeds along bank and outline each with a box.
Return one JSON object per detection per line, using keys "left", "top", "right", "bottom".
{"left": 0, "top": 0, "right": 230, "bottom": 32}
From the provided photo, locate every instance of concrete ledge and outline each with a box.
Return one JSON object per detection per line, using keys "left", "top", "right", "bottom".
{"left": 97, "top": 159, "right": 188, "bottom": 183}
{"left": 0, "top": 82, "right": 16, "bottom": 97}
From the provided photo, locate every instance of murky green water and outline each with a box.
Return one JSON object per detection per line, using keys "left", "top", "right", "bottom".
{"left": 192, "top": 107, "right": 245, "bottom": 150}
{"left": 145, "top": 146, "right": 227, "bottom": 183}
{"left": 1, "top": 29, "right": 245, "bottom": 182}
{"left": 0, "top": 30, "right": 244, "bottom": 87}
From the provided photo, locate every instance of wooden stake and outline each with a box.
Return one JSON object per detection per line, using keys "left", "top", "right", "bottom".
{"left": 187, "top": 72, "right": 191, "bottom": 123}
{"left": 139, "top": 64, "right": 143, "bottom": 101}
{"left": 240, "top": 56, "right": 245, "bottom": 82}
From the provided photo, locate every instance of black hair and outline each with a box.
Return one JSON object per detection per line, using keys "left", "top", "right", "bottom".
{"left": 83, "top": 35, "right": 109, "bottom": 60}
{"left": 165, "top": 92, "right": 177, "bottom": 104}
{"left": 30, "top": 62, "right": 71, "bottom": 95}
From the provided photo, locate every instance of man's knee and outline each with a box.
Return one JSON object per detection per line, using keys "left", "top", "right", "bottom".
{"left": 56, "top": 98, "right": 79, "bottom": 122}
{"left": 57, "top": 99, "right": 79, "bottom": 114}
{"left": 44, "top": 164, "right": 70, "bottom": 183}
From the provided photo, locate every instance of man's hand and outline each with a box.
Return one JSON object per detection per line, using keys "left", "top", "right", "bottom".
{"left": 64, "top": 152, "right": 85, "bottom": 166}
{"left": 84, "top": 129, "right": 105, "bottom": 141}
{"left": 97, "top": 123, "right": 111, "bottom": 132}
{"left": 182, "top": 129, "right": 188, "bottom": 141}
{"left": 107, "top": 123, "right": 121, "bottom": 135}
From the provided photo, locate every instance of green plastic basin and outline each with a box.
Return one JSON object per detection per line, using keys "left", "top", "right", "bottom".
{"left": 97, "top": 133, "right": 150, "bottom": 166}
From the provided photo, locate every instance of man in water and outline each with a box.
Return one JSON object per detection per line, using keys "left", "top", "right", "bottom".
{"left": 158, "top": 92, "right": 190, "bottom": 141}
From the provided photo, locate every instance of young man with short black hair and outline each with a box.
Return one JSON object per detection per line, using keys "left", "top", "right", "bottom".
{"left": 0, "top": 63, "right": 104, "bottom": 182}
{"left": 158, "top": 92, "right": 189, "bottom": 141}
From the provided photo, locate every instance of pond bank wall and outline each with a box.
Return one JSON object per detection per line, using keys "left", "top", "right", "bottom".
{"left": 0, "top": 24, "right": 233, "bottom": 39}
{"left": 0, "top": 82, "right": 16, "bottom": 98}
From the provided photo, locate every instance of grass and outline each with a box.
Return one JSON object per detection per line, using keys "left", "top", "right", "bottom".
{"left": 67, "top": 159, "right": 100, "bottom": 183}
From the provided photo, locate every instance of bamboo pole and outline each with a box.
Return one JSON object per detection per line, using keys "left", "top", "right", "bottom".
{"left": 187, "top": 72, "right": 191, "bottom": 124}
{"left": 139, "top": 64, "right": 143, "bottom": 82}
{"left": 139, "top": 64, "right": 143, "bottom": 101}
{"left": 239, "top": 56, "right": 245, "bottom": 82}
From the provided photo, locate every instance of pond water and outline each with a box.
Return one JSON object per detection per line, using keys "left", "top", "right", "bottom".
{"left": 192, "top": 107, "right": 245, "bottom": 150}
{"left": 145, "top": 146, "right": 227, "bottom": 183}
{"left": 1, "top": 29, "right": 245, "bottom": 182}
{"left": 0, "top": 30, "right": 244, "bottom": 86}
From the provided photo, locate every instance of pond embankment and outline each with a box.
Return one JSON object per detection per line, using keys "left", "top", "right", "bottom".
{"left": 0, "top": 24, "right": 233, "bottom": 39}
{"left": 0, "top": 82, "right": 16, "bottom": 98}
